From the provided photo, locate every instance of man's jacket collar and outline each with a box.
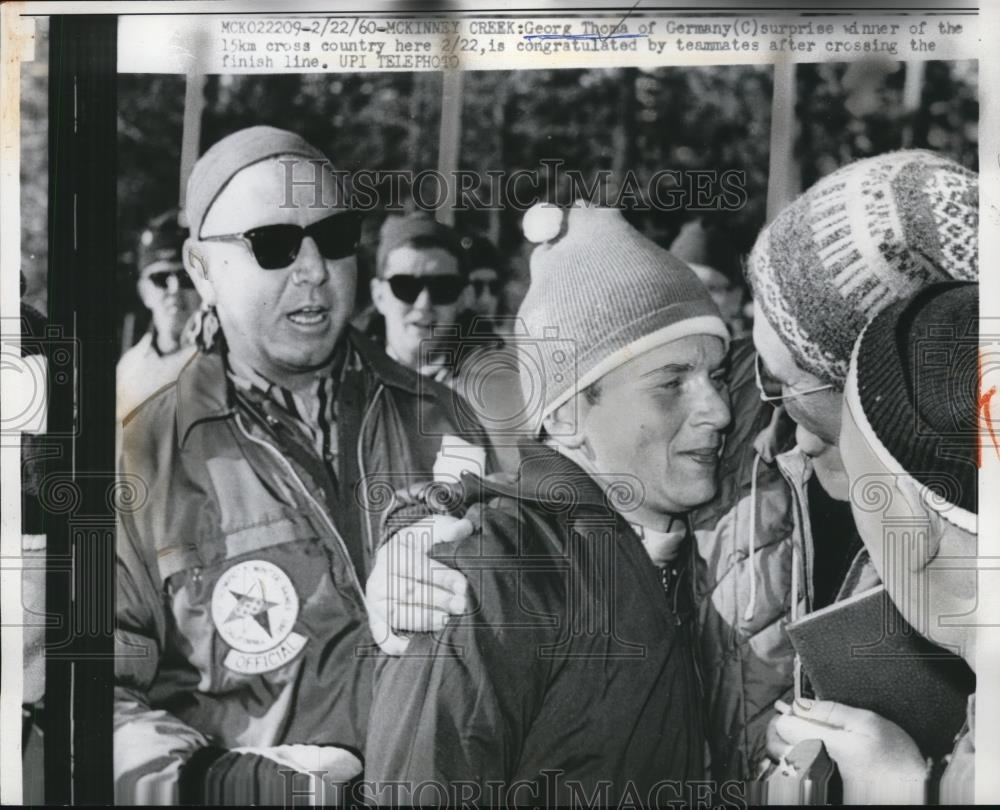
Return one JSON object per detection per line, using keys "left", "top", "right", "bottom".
{"left": 175, "top": 326, "right": 425, "bottom": 445}
{"left": 478, "top": 442, "right": 622, "bottom": 511}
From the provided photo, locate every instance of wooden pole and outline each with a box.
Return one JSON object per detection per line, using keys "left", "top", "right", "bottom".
{"left": 766, "top": 60, "right": 800, "bottom": 224}
{"left": 436, "top": 70, "right": 464, "bottom": 225}
{"left": 901, "top": 60, "right": 926, "bottom": 148}
{"left": 179, "top": 72, "right": 206, "bottom": 211}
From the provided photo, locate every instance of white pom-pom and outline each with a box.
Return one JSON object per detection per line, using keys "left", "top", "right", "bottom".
{"left": 522, "top": 203, "right": 563, "bottom": 244}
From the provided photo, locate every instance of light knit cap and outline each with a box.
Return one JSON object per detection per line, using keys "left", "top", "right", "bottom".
{"left": 747, "top": 150, "right": 978, "bottom": 387}
{"left": 516, "top": 201, "right": 728, "bottom": 433}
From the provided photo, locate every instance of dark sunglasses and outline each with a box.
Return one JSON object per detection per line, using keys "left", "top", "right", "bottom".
{"left": 147, "top": 269, "right": 195, "bottom": 290}
{"left": 387, "top": 274, "right": 466, "bottom": 305}
{"left": 200, "top": 211, "right": 361, "bottom": 270}
{"left": 470, "top": 279, "right": 502, "bottom": 297}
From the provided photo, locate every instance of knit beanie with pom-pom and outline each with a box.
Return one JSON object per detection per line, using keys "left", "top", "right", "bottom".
{"left": 515, "top": 201, "right": 729, "bottom": 433}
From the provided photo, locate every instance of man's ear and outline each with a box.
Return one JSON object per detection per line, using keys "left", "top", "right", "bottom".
{"left": 542, "top": 393, "right": 590, "bottom": 452}
{"left": 896, "top": 475, "right": 946, "bottom": 569}
{"left": 183, "top": 239, "right": 216, "bottom": 306}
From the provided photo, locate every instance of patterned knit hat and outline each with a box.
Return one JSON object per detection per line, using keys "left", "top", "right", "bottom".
{"left": 516, "top": 201, "right": 729, "bottom": 432}
{"left": 845, "top": 281, "right": 978, "bottom": 531}
{"left": 747, "top": 150, "right": 978, "bottom": 387}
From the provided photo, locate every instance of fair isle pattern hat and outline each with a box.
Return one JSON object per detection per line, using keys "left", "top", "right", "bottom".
{"left": 845, "top": 281, "right": 977, "bottom": 532}
{"left": 747, "top": 150, "right": 978, "bottom": 387}
{"left": 516, "top": 201, "right": 728, "bottom": 431}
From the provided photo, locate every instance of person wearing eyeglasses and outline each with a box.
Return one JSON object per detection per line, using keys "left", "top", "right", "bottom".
{"left": 745, "top": 151, "right": 978, "bottom": 799}
{"left": 364, "top": 150, "right": 981, "bottom": 789}
{"left": 116, "top": 209, "right": 200, "bottom": 422}
{"left": 366, "top": 201, "right": 730, "bottom": 803}
{"left": 459, "top": 232, "right": 507, "bottom": 324}
{"left": 769, "top": 281, "right": 980, "bottom": 804}
{"left": 360, "top": 214, "right": 524, "bottom": 473}
{"left": 114, "top": 126, "right": 493, "bottom": 805}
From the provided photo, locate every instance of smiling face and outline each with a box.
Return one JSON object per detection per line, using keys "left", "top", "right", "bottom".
{"left": 577, "top": 334, "right": 730, "bottom": 525}
{"left": 188, "top": 157, "right": 357, "bottom": 387}
{"left": 371, "top": 244, "right": 462, "bottom": 370}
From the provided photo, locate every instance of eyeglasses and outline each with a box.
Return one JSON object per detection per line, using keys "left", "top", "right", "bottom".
{"left": 387, "top": 275, "right": 466, "bottom": 305}
{"left": 199, "top": 211, "right": 361, "bottom": 270}
{"left": 470, "top": 279, "right": 502, "bottom": 297}
{"left": 146, "top": 269, "right": 195, "bottom": 290}
{"left": 754, "top": 353, "right": 834, "bottom": 402}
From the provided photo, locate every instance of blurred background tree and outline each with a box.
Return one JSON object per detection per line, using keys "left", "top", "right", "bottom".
{"left": 20, "top": 18, "right": 49, "bottom": 315}
{"left": 87, "top": 59, "right": 980, "bottom": 335}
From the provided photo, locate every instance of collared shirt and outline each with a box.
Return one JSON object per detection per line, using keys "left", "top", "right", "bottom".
{"left": 226, "top": 353, "right": 342, "bottom": 474}
{"left": 631, "top": 518, "right": 689, "bottom": 600}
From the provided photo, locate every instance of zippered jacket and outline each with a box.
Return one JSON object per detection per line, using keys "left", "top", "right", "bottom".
{"left": 689, "top": 339, "right": 879, "bottom": 781}
{"left": 366, "top": 444, "right": 706, "bottom": 804}
{"left": 114, "top": 327, "right": 491, "bottom": 802}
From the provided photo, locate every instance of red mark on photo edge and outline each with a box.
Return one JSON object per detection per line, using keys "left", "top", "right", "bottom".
{"left": 979, "top": 349, "right": 999, "bottom": 468}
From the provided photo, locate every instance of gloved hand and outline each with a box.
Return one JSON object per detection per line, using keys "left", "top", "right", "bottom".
{"left": 366, "top": 514, "right": 472, "bottom": 654}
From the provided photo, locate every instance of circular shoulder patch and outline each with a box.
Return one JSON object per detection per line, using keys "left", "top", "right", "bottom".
{"left": 211, "top": 559, "right": 299, "bottom": 654}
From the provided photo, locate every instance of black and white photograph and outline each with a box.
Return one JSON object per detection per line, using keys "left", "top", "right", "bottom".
{"left": 2, "top": 1, "right": 998, "bottom": 806}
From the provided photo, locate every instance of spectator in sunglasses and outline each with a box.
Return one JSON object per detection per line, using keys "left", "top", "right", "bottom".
{"left": 366, "top": 150, "right": 981, "bottom": 788}
{"left": 114, "top": 127, "right": 493, "bottom": 804}
{"left": 116, "top": 208, "right": 200, "bottom": 421}
{"left": 459, "top": 232, "right": 507, "bottom": 324}
{"left": 359, "top": 215, "right": 525, "bottom": 471}
{"left": 364, "top": 212, "right": 468, "bottom": 382}
{"left": 366, "top": 201, "right": 730, "bottom": 802}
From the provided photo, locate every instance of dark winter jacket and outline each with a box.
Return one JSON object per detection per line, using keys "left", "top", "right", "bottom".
{"left": 365, "top": 444, "right": 706, "bottom": 805}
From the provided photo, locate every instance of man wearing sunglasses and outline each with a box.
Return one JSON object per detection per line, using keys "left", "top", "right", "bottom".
{"left": 116, "top": 209, "right": 200, "bottom": 421}
{"left": 114, "top": 126, "right": 492, "bottom": 804}
{"left": 459, "top": 232, "right": 507, "bottom": 324}
{"left": 366, "top": 201, "right": 731, "bottom": 803}
{"left": 365, "top": 212, "right": 468, "bottom": 382}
